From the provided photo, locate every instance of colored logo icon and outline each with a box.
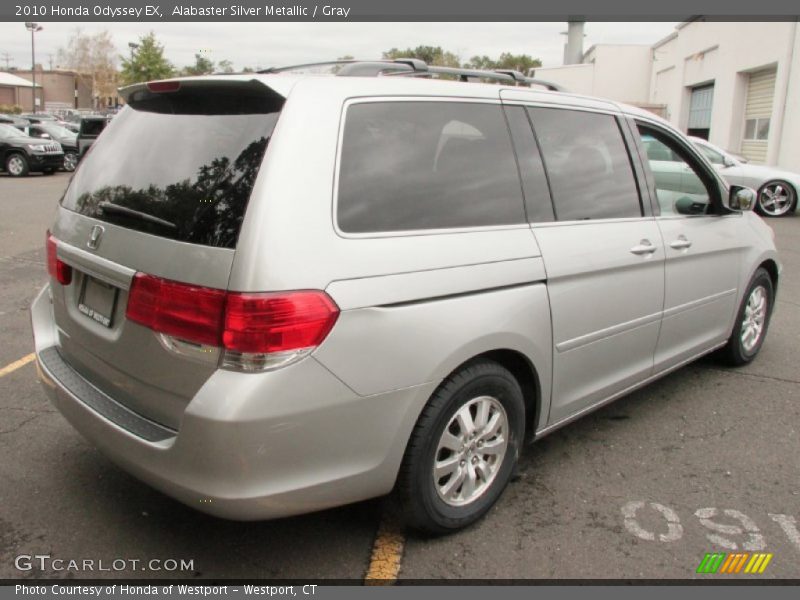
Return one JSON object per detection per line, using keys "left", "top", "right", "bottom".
{"left": 697, "top": 552, "right": 773, "bottom": 574}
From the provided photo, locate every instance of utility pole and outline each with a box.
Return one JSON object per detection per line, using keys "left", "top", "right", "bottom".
{"left": 25, "top": 22, "right": 44, "bottom": 113}
{"left": 0, "top": 52, "right": 12, "bottom": 69}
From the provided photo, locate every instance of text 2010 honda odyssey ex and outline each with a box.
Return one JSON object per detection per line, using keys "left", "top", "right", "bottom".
{"left": 32, "top": 61, "right": 780, "bottom": 533}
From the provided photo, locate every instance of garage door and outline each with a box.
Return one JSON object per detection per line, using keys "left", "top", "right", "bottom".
{"left": 0, "top": 87, "right": 14, "bottom": 105}
{"left": 687, "top": 84, "right": 714, "bottom": 139}
{"left": 741, "top": 68, "right": 777, "bottom": 163}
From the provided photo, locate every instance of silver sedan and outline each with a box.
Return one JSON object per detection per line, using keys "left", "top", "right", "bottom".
{"left": 691, "top": 136, "right": 799, "bottom": 217}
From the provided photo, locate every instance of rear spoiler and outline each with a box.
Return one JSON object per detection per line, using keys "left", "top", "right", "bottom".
{"left": 119, "top": 76, "right": 294, "bottom": 104}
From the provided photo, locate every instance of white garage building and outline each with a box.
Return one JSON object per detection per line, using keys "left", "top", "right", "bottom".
{"left": 531, "top": 21, "right": 800, "bottom": 171}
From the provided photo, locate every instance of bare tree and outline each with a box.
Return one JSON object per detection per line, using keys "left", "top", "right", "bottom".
{"left": 57, "top": 29, "right": 119, "bottom": 107}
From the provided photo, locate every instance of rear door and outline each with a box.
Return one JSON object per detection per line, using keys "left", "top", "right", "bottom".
{"left": 50, "top": 79, "right": 284, "bottom": 430}
{"left": 513, "top": 105, "right": 665, "bottom": 423}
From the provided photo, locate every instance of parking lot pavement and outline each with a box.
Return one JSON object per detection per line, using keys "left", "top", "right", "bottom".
{"left": 0, "top": 172, "right": 798, "bottom": 581}
{"left": 402, "top": 216, "right": 800, "bottom": 580}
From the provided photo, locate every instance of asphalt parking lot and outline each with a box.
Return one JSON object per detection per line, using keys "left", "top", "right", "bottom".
{"left": 1, "top": 171, "right": 798, "bottom": 581}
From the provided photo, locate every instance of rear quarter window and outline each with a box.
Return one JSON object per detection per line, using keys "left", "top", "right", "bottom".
{"left": 337, "top": 101, "right": 525, "bottom": 233}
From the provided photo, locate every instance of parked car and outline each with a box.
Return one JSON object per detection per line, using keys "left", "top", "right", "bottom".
{"left": 0, "top": 123, "right": 64, "bottom": 176}
{"left": 24, "top": 122, "right": 79, "bottom": 172}
{"left": 690, "top": 137, "right": 799, "bottom": 217}
{"left": 20, "top": 113, "right": 58, "bottom": 123}
{"left": 32, "top": 64, "right": 779, "bottom": 534}
{"left": 0, "top": 113, "right": 30, "bottom": 129}
{"left": 62, "top": 122, "right": 80, "bottom": 134}
{"left": 76, "top": 115, "right": 111, "bottom": 158}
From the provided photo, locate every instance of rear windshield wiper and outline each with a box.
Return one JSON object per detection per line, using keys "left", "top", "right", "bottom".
{"left": 98, "top": 202, "right": 177, "bottom": 230}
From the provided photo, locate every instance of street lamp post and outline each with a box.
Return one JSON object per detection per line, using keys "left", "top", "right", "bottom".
{"left": 25, "top": 22, "right": 43, "bottom": 113}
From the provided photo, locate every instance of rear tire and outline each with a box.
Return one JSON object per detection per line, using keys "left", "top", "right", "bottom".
{"left": 719, "top": 268, "right": 774, "bottom": 366}
{"left": 5, "top": 153, "right": 29, "bottom": 177}
{"left": 395, "top": 360, "right": 525, "bottom": 534}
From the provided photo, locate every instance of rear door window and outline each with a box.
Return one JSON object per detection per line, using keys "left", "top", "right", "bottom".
{"left": 527, "top": 107, "right": 642, "bottom": 221}
{"left": 62, "top": 83, "right": 283, "bottom": 249}
{"left": 337, "top": 101, "right": 525, "bottom": 233}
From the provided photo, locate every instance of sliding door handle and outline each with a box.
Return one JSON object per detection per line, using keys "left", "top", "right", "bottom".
{"left": 670, "top": 236, "right": 693, "bottom": 250}
{"left": 630, "top": 240, "right": 658, "bottom": 255}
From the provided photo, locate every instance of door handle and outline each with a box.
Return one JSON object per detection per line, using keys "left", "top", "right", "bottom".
{"left": 669, "top": 236, "right": 693, "bottom": 250}
{"left": 630, "top": 240, "right": 658, "bottom": 255}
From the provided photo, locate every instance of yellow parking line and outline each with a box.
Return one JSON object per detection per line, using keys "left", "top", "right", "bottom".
{"left": 0, "top": 353, "right": 35, "bottom": 378}
{"left": 364, "top": 512, "right": 405, "bottom": 584}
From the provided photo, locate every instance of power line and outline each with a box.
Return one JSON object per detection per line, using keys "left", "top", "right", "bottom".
{"left": 0, "top": 52, "right": 13, "bottom": 69}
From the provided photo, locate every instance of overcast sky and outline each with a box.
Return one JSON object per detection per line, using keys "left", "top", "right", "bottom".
{"left": 0, "top": 21, "right": 678, "bottom": 72}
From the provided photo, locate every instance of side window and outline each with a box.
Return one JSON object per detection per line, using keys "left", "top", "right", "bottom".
{"left": 527, "top": 107, "right": 642, "bottom": 221}
{"left": 337, "top": 101, "right": 525, "bottom": 233}
{"left": 696, "top": 143, "right": 724, "bottom": 166}
{"left": 637, "top": 125, "right": 718, "bottom": 216}
{"left": 503, "top": 106, "right": 555, "bottom": 223}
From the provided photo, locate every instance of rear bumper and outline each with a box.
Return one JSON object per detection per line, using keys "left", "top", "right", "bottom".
{"left": 31, "top": 285, "right": 433, "bottom": 520}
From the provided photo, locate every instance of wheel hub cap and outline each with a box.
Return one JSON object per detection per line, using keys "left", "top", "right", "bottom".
{"left": 759, "top": 184, "right": 793, "bottom": 216}
{"left": 741, "top": 285, "right": 767, "bottom": 352}
{"left": 433, "top": 395, "right": 509, "bottom": 507}
{"left": 8, "top": 157, "right": 23, "bottom": 175}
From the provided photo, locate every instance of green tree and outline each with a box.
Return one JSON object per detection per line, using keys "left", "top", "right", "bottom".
{"left": 464, "top": 55, "right": 495, "bottom": 70}
{"left": 119, "top": 32, "right": 174, "bottom": 85}
{"left": 494, "top": 52, "right": 541, "bottom": 73}
{"left": 382, "top": 45, "right": 460, "bottom": 67}
{"left": 464, "top": 53, "right": 541, "bottom": 73}
{"left": 217, "top": 59, "right": 235, "bottom": 74}
{"left": 181, "top": 53, "right": 215, "bottom": 76}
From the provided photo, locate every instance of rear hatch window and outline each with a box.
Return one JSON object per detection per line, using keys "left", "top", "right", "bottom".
{"left": 62, "top": 81, "right": 283, "bottom": 249}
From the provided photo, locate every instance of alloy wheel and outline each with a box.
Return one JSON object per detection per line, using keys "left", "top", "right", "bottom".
{"left": 758, "top": 182, "right": 795, "bottom": 216}
{"left": 433, "top": 395, "right": 509, "bottom": 507}
{"left": 741, "top": 285, "right": 768, "bottom": 353}
{"left": 7, "top": 155, "right": 24, "bottom": 176}
{"left": 64, "top": 152, "right": 78, "bottom": 172}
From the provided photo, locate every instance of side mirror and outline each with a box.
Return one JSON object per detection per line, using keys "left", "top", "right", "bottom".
{"left": 722, "top": 156, "right": 736, "bottom": 168}
{"left": 728, "top": 185, "right": 756, "bottom": 211}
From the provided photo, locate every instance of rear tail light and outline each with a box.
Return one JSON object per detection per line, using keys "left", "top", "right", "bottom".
{"left": 46, "top": 232, "right": 72, "bottom": 285}
{"left": 126, "top": 273, "right": 226, "bottom": 347}
{"left": 125, "top": 273, "right": 339, "bottom": 372}
{"left": 222, "top": 292, "right": 339, "bottom": 353}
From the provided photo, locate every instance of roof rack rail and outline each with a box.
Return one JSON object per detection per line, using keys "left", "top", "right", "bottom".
{"left": 257, "top": 59, "right": 566, "bottom": 92}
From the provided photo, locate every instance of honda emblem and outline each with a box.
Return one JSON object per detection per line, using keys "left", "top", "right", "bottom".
{"left": 87, "top": 225, "right": 104, "bottom": 250}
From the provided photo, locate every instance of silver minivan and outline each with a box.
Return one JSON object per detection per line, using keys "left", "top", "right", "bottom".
{"left": 31, "top": 61, "right": 780, "bottom": 533}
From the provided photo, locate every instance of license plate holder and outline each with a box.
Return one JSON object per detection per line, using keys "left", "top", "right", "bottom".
{"left": 78, "top": 275, "right": 118, "bottom": 328}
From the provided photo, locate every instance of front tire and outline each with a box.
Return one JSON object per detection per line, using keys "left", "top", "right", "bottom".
{"left": 395, "top": 360, "right": 525, "bottom": 534}
{"left": 5, "top": 153, "right": 29, "bottom": 177}
{"left": 719, "top": 268, "right": 774, "bottom": 366}
{"left": 755, "top": 181, "right": 796, "bottom": 217}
